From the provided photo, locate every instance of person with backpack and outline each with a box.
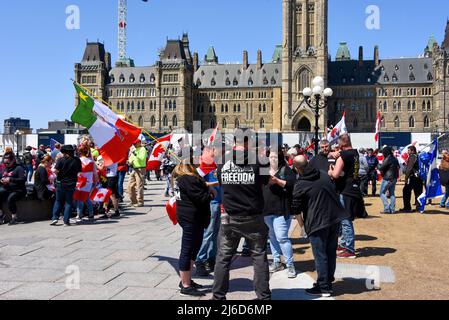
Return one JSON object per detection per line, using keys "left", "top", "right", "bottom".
{"left": 378, "top": 146, "right": 400, "bottom": 214}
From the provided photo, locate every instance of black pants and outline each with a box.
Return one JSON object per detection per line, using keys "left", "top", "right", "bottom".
{"left": 368, "top": 171, "right": 377, "bottom": 195}
{"left": 178, "top": 221, "right": 204, "bottom": 272}
{"left": 403, "top": 176, "right": 423, "bottom": 211}
{"left": 360, "top": 174, "right": 369, "bottom": 196}
{"left": 0, "top": 187, "right": 25, "bottom": 215}
{"left": 213, "top": 215, "right": 271, "bottom": 300}
{"left": 308, "top": 224, "right": 339, "bottom": 291}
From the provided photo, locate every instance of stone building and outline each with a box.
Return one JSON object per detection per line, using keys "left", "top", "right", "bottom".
{"left": 74, "top": 0, "right": 449, "bottom": 135}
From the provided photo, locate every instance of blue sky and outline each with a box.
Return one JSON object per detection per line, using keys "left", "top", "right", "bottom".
{"left": 1, "top": 0, "right": 448, "bottom": 131}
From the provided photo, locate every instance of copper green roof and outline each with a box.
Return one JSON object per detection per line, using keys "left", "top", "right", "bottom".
{"left": 205, "top": 46, "right": 218, "bottom": 63}
{"left": 427, "top": 35, "right": 437, "bottom": 51}
{"left": 336, "top": 42, "right": 351, "bottom": 61}
{"left": 272, "top": 44, "right": 282, "bottom": 62}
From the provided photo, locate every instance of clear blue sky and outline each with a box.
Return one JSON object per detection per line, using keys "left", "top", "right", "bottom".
{"left": 1, "top": 0, "right": 448, "bottom": 131}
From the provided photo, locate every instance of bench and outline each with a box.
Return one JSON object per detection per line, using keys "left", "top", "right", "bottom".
{"left": 1, "top": 187, "right": 53, "bottom": 223}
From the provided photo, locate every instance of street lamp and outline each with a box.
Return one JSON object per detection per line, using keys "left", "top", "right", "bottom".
{"left": 14, "top": 130, "right": 24, "bottom": 158}
{"left": 301, "top": 76, "right": 333, "bottom": 155}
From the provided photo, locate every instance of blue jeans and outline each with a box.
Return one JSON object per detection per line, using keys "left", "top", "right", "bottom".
{"left": 197, "top": 202, "right": 221, "bottom": 263}
{"left": 339, "top": 194, "right": 355, "bottom": 254}
{"left": 165, "top": 174, "right": 172, "bottom": 195}
{"left": 118, "top": 170, "right": 126, "bottom": 200}
{"left": 76, "top": 199, "right": 94, "bottom": 218}
{"left": 26, "top": 164, "right": 33, "bottom": 183}
{"left": 52, "top": 185, "right": 75, "bottom": 224}
{"left": 440, "top": 185, "right": 449, "bottom": 207}
{"left": 380, "top": 179, "right": 397, "bottom": 212}
{"left": 264, "top": 215, "right": 294, "bottom": 266}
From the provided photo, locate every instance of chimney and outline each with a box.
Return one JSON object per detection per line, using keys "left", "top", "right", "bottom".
{"left": 358, "top": 46, "right": 363, "bottom": 67}
{"left": 105, "top": 52, "right": 112, "bottom": 70}
{"left": 374, "top": 46, "right": 380, "bottom": 67}
{"left": 243, "top": 50, "right": 249, "bottom": 70}
{"left": 257, "top": 49, "right": 263, "bottom": 70}
{"left": 193, "top": 52, "right": 199, "bottom": 72}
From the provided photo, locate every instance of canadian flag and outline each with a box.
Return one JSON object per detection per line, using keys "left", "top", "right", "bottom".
{"left": 208, "top": 125, "right": 219, "bottom": 146}
{"left": 327, "top": 112, "right": 348, "bottom": 145}
{"left": 73, "top": 157, "right": 95, "bottom": 202}
{"left": 165, "top": 196, "right": 178, "bottom": 225}
{"left": 90, "top": 188, "right": 112, "bottom": 204}
{"left": 375, "top": 112, "right": 381, "bottom": 143}
{"left": 399, "top": 142, "right": 418, "bottom": 165}
{"left": 146, "top": 134, "right": 173, "bottom": 171}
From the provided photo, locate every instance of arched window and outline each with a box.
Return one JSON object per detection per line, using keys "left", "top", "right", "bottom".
{"left": 163, "top": 115, "right": 168, "bottom": 127}
{"left": 129, "top": 74, "right": 135, "bottom": 83}
{"left": 235, "top": 118, "right": 240, "bottom": 128}
{"left": 127, "top": 102, "right": 130, "bottom": 111}
{"left": 233, "top": 104, "right": 236, "bottom": 112}
{"left": 150, "top": 101, "right": 153, "bottom": 111}
{"left": 248, "top": 77, "right": 254, "bottom": 86}
{"left": 263, "top": 77, "right": 269, "bottom": 85}
{"left": 238, "top": 104, "right": 241, "bottom": 112}
{"left": 271, "top": 77, "right": 276, "bottom": 85}
{"left": 169, "top": 101, "right": 173, "bottom": 111}
{"left": 131, "top": 102, "right": 135, "bottom": 112}
{"left": 297, "top": 68, "right": 311, "bottom": 94}
{"left": 150, "top": 116, "right": 156, "bottom": 127}
{"left": 138, "top": 116, "right": 144, "bottom": 128}
{"left": 119, "top": 74, "right": 125, "bottom": 83}
{"left": 140, "top": 74, "right": 145, "bottom": 83}
{"left": 427, "top": 100, "right": 432, "bottom": 112}
{"left": 260, "top": 118, "right": 265, "bottom": 129}
{"left": 393, "top": 101, "right": 397, "bottom": 112}
{"left": 211, "top": 78, "right": 216, "bottom": 86}
{"left": 221, "top": 104, "right": 224, "bottom": 113}
{"left": 210, "top": 118, "right": 216, "bottom": 129}
{"left": 381, "top": 116, "right": 386, "bottom": 128}
{"left": 383, "top": 101, "right": 388, "bottom": 112}
{"left": 173, "top": 115, "right": 178, "bottom": 127}
{"left": 407, "top": 101, "right": 411, "bottom": 112}
{"left": 409, "top": 116, "right": 415, "bottom": 128}
{"left": 141, "top": 101, "right": 145, "bottom": 111}
{"left": 222, "top": 118, "right": 227, "bottom": 128}
{"left": 150, "top": 74, "right": 155, "bottom": 83}
{"left": 398, "top": 101, "right": 402, "bottom": 111}
{"left": 422, "top": 101, "right": 426, "bottom": 112}
{"left": 164, "top": 101, "right": 168, "bottom": 111}
{"left": 225, "top": 78, "right": 230, "bottom": 86}
{"left": 233, "top": 78, "right": 238, "bottom": 86}
{"left": 225, "top": 104, "right": 229, "bottom": 113}
{"left": 424, "top": 116, "right": 430, "bottom": 128}
{"left": 394, "top": 116, "right": 400, "bottom": 128}
{"left": 412, "top": 101, "right": 416, "bottom": 111}
{"left": 137, "top": 101, "right": 141, "bottom": 111}
{"left": 173, "top": 100, "right": 176, "bottom": 111}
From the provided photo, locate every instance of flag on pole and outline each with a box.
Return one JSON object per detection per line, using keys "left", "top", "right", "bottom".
{"left": 375, "top": 112, "right": 381, "bottom": 143}
{"left": 146, "top": 134, "right": 173, "bottom": 171}
{"left": 50, "top": 139, "right": 61, "bottom": 151}
{"left": 208, "top": 125, "right": 219, "bottom": 146}
{"left": 327, "top": 112, "right": 348, "bottom": 145}
{"left": 71, "top": 83, "right": 141, "bottom": 166}
{"left": 417, "top": 139, "right": 443, "bottom": 213}
{"left": 90, "top": 187, "right": 112, "bottom": 204}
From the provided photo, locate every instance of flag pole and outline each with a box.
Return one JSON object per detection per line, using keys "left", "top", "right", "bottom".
{"left": 72, "top": 80, "right": 181, "bottom": 162}
{"left": 418, "top": 132, "right": 449, "bottom": 152}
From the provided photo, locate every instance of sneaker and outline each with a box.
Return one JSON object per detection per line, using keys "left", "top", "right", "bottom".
{"left": 8, "top": 218, "right": 18, "bottom": 226}
{"left": 111, "top": 211, "right": 121, "bottom": 218}
{"left": 179, "top": 285, "right": 206, "bottom": 297}
{"left": 75, "top": 217, "right": 83, "bottom": 223}
{"left": 305, "top": 285, "right": 332, "bottom": 298}
{"left": 179, "top": 280, "right": 204, "bottom": 290}
{"left": 269, "top": 262, "right": 284, "bottom": 273}
{"left": 337, "top": 250, "right": 356, "bottom": 259}
{"left": 399, "top": 208, "right": 413, "bottom": 213}
{"left": 99, "top": 214, "right": 110, "bottom": 220}
{"left": 50, "top": 220, "right": 58, "bottom": 226}
{"left": 195, "top": 262, "right": 210, "bottom": 277}
{"left": 287, "top": 265, "right": 297, "bottom": 278}
{"left": 63, "top": 223, "right": 71, "bottom": 227}
{"left": 337, "top": 245, "right": 345, "bottom": 253}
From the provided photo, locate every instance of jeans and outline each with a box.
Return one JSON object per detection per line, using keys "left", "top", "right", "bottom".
{"left": 264, "top": 215, "right": 294, "bottom": 267}
{"left": 117, "top": 170, "right": 126, "bottom": 200}
{"left": 197, "top": 202, "right": 221, "bottom": 263}
{"left": 379, "top": 179, "right": 397, "bottom": 212}
{"left": 440, "top": 185, "right": 449, "bottom": 207}
{"left": 178, "top": 220, "right": 204, "bottom": 272}
{"left": 165, "top": 174, "right": 172, "bottom": 195}
{"left": 76, "top": 199, "right": 93, "bottom": 218}
{"left": 309, "top": 224, "right": 339, "bottom": 291}
{"left": 213, "top": 215, "right": 271, "bottom": 301}
{"left": 26, "top": 164, "right": 34, "bottom": 183}
{"left": 339, "top": 194, "right": 355, "bottom": 254}
{"left": 52, "top": 185, "right": 75, "bottom": 224}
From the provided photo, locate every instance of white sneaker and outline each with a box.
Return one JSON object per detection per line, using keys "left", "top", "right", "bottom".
{"left": 287, "top": 265, "right": 297, "bottom": 278}
{"left": 50, "top": 220, "right": 58, "bottom": 226}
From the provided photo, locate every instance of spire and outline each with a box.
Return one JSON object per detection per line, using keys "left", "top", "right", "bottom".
{"left": 335, "top": 42, "right": 351, "bottom": 61}
{"left": 442, "top": 20, "right": 449, "bottom": 50}
{"left": 205, "top": 46, "right": 218, "bottom": 64}
{"left": 272, "top": 44, "right": 282, "bottom": 63}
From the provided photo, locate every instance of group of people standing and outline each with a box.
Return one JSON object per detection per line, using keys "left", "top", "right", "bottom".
{"left": 172, "top": 130, "right": 366, "bottom": 299}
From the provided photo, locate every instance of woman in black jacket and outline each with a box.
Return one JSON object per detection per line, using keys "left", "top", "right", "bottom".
{"left": 33, "top": 155, "right": 55, "bottom": 201}
{"left": 263, "top": 148, "right": 297, "bottom": 278}
{"left": 379, "top": 146, "right": 399, "bottom": 214}
{"left": 172, "top": 160, "right": 214, "bottom": 297}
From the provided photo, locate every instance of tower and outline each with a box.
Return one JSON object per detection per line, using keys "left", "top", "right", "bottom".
{"left": 282, "top": 0, "right": 328, "bottom": 132}
{"left": 433, "top": 20, "right": 449, "bottom": 133}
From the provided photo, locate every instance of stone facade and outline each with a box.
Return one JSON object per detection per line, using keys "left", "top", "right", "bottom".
{"left": 74, "top": 1, "right": 449, "bottom": 135}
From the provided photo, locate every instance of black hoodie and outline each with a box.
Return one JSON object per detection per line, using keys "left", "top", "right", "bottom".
{"left": 292, "top": 168, "right": 349, "bottom": 236}
{"left": 218, "top": 150, "right": 269, "bottom": 217}
{"left": 1, "top": 163, "right": 26, "bottom": 194}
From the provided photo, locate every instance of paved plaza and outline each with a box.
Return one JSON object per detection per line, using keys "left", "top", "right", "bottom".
{"left": 0, "top": 180, "right": 327, "bottom": 300}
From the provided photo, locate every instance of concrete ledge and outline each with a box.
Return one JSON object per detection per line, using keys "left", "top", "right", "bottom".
{"left": 1, "top": 197, "right": 53, "bottom": 222}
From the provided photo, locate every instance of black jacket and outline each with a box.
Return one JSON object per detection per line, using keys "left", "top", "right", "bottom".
{"left": 309, "top": 153, "right": 332, "bottom": 172}
{"left": 175, "top": 175, "right": 211, "bottom": 229}
{"left": 292, "top": 168, "right": 349, "bottom": 236}
{"left": 263, "top": 165, "right": 296, "bottom": 217}
{"left": 1, "top": 164, "right": 26, "bottom": 194}
{"left": 33, "top": 166, "right": 52, "bottom": 200}
{"left": 379, "top": 155, "right": 399, "bottom": 181}
{"left": 218, "top": 150, "right": 269, "bottom": 217}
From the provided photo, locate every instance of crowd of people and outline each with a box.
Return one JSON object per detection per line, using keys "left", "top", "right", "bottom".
{"left": 1, "top": 130, "right": 448, "bottom": 300}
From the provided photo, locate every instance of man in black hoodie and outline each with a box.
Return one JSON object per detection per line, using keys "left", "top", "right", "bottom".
{"left": 309, "top": 139, "right": 334, "bottom": 172}
{"left": 292, "top": 155, "right": 349, "bottom": 297}
{"left": 212, "top": 129, "right": 271, "bottom": 301}
{"left": 0, "top": 152, "right": 27, "bottom": 225}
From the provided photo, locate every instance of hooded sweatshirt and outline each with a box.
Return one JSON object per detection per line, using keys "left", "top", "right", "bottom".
{"left": 218, "top": 150, "right": 269, "bottom": 217}
{"left": 292, "top": 168, "right": 349, "bottom": 236}
{"left": 1, "top": 163, "right": 26, "bottom": 194}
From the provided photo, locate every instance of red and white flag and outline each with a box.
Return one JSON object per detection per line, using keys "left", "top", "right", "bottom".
{"left": 90, "top": 188, "right": 112, "bottom": 204}
{"left": 146, "top": 134, "right": 173, "bottom": 171}
{"left": 327, "top": 112, "right": 348, "bottom": 144}
{"left": 375, "top": 112, "right": 381, "bottom": 143}
{"left": 207, "top": 125, "right": 219, "bottom": 146}
{"left": 73, "top": 157, "right": 95, "bottom": 202}
{"left": 165, "top": 196, "right": 178, "bottom": 225}
{"left": 399, "top": 142, "right": 418, "bottom": 165}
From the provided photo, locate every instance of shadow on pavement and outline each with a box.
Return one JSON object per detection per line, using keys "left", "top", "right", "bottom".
{"left": 356, "top": 247, "right": 396, "bottom": 258}
{"left": 152, "top": 255, "right": 180, "bottom": 276}
{"left": 355, "top": 235, "right": 378, "bottom": 241}
{"left": 332, "top": 278, "right": 381, "bottom": 297}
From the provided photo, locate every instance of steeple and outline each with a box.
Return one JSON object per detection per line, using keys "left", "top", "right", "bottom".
{"left": 442, "top": 20, "right": 449, "bottom": 50}
{"left": 335, "top": 42, "right": 351, "bottom": 61}
{"left": 204, "top": 46, "right": 218, "bottom": 64}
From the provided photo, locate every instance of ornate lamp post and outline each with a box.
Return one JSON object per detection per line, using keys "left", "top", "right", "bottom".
{"left": 301, "top": 76, "right": 333, "bottom": 155}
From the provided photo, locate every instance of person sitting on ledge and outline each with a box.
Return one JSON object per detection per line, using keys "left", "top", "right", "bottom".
{"left": 0, "top": 152, "right": 27, "bottom": 225}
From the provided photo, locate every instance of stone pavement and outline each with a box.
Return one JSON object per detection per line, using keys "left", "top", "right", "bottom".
{"left": 0, "top": 180, "right": 328, "bottom": 300}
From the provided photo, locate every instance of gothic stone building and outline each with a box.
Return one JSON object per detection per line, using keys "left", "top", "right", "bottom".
{"left": 75, "top": 0, "right": 449, "bottom": 135}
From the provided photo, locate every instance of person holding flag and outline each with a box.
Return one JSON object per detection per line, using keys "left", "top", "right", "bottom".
{"left": 417, "top": 139, "right": 443, "bottom": 213}
{"left": 399, "top": 145, "right": 423, "bottom": 213}
{"left": 327, "top": 112, "right": 348, "bottom": 146}
{"left": 73, "top": 145, "right": 97, "bottom": 222}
